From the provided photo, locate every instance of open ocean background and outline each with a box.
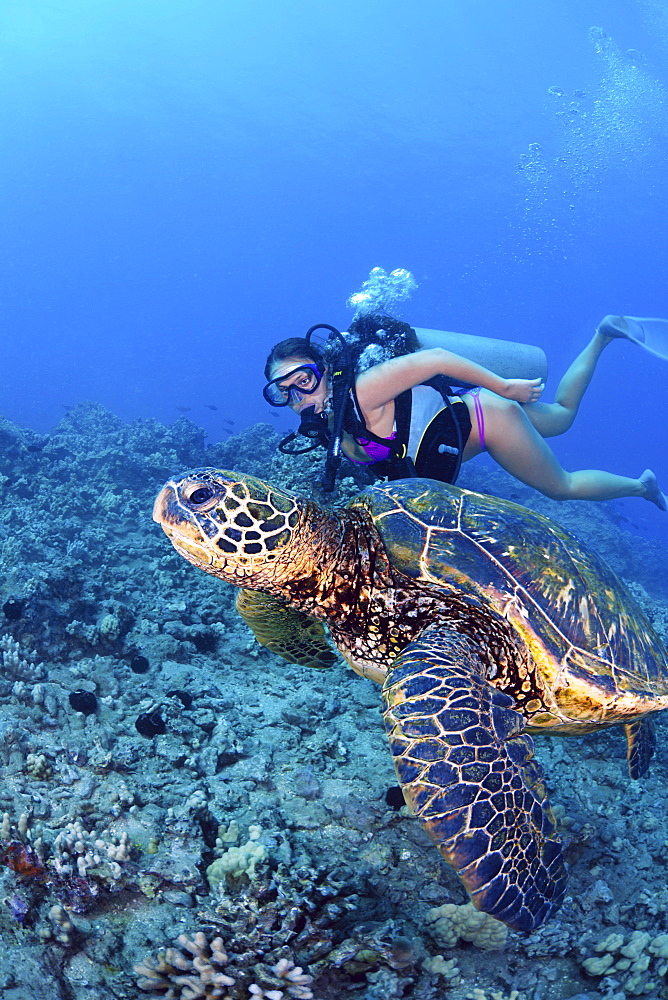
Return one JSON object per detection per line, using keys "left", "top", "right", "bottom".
{"left": 0, "top": 0, "right": 666, "bottom": 536}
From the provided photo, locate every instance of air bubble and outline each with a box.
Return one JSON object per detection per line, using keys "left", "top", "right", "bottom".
{"left": 346, "top": 267, "right": 418, "bottom": 318}
{"left": 588, "top": 26, "right": 611, "bottom": 54}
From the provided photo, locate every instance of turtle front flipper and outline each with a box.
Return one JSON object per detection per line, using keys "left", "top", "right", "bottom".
{"left": 382, "top": 626, "right": 567, "bottom": 932}
{"left": 236, "top": 589, "right": 338, "bottom": 669}
{"left": 625, "top": 718, "right": 655, "bottom": 779}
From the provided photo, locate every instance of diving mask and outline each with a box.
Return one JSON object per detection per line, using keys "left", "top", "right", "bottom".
{"left": 263, "top": 363, "right": 324, "bottom": 407}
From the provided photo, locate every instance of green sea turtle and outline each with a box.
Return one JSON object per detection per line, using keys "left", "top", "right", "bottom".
{"left": 153, "top": 470, "right": 668, "bottom": 932}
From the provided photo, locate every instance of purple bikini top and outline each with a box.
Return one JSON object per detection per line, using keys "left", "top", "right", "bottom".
{"left": 346, "top": 431, "right": 397, "bottom": 465}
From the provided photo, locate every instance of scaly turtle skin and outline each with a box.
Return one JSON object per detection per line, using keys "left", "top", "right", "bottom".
{"left": 153, "top": 471, "right": 668, "bottom": 932}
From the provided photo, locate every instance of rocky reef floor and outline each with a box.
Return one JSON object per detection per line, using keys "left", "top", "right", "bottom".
{"left": 1, "top": 402, "right": 667, "bottom": 1000}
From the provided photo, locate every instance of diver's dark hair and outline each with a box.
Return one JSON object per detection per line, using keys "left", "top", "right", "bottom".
{"left": 346, "top": 313, "right": 419, "bottom": 373}
{"left": 264, "top": 338, "right": 326, "bottom": 380}
{"left": 265, "top": 315, "right": 418, "bottom": 380}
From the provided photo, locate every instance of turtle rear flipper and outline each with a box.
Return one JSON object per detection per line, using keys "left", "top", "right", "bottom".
{"left": 382, "top": 626, "right": 567, "bottom": 932}
{"left": 625, "top": 718, "right": 655, "bottom": 779}
{"left": 236, "top": 589, "right": 338, "bottom": 669}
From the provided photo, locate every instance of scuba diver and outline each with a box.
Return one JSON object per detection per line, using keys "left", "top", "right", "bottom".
{"left": 263, "top": 270, "right": 667, "bottom": 509}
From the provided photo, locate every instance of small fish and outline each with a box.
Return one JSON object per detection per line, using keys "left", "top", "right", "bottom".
{"left": 267, "top": 411, "right": 279, "bottom": 418}
{"left": 204, "top": 404, "right": 218, "bottom": 411}
{"left": 176, "top": 406, "right": 192, "bottom": 414}
{"left": 222, "top": 418, "right": 235, "bottom": 426}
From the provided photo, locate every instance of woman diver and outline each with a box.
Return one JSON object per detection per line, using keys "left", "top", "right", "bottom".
{"left": 263, "top": 312, "right": 666, "bottom": 510}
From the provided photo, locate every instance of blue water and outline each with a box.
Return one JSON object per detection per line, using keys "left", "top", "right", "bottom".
{"left": 0, "top": 0, "right": 666, "bottom": 537}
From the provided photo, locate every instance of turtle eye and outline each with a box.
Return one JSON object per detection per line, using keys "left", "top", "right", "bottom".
{"left": 187, "top": 485, "right": 216, "bottom": 506}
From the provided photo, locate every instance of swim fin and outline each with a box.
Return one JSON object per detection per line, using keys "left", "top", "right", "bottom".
{"left": 598, "top": 315, "right": 668, "bottom": 361}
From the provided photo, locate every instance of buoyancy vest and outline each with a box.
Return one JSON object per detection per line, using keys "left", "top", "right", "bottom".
{"left": 345, "top": 375, "right": 470, "bottom": 485}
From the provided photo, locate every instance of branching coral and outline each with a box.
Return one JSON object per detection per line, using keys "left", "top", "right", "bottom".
{"left": 51, "top": 818, "right": 132, "bottom": 881}
{"left": 135, "top": 934, "right": 314, "bottom": 1000}
{"left": 247, "top": 958, "right": 313, "bottom": 998}
{"left": 135, "top": 932, "right": 235, "bottom": 998}
{"left": 137, "top": 862, "right": 426, "bottom": 998}
{"left": 0, "top": 633, "right": 45, "bottom": 681}
{"left": 0, "top": 810, "right": 134, "bottom": 914}
{"left": 206, "top": 861, "right": 361, "bottom": 966}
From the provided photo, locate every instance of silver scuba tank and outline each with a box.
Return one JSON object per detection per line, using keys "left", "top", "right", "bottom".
{"left": 414, "top": 328, "right": 548, "bottom": 387}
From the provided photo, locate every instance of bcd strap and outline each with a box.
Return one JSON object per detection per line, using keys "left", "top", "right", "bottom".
{"left": 419, "top": 374, "right": 466, "bottom": 484}
{"left": 366, "top": 388, "right": 416, "bottom": 480}
{"left": 369, "top": 376, "right": 468, "bottom": 485}
{"left": 345, "top": 389, "right": 410, "bottom": 463}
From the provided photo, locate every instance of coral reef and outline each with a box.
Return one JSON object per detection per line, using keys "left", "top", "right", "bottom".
{"left": 424, "top": 902, "right": 508, "bottom": 951}
{"left": 581, "top": 928, "right": 668, "bottom": 996}
{"left": 0, "top": 402, "right": 666, "bottom": 1000}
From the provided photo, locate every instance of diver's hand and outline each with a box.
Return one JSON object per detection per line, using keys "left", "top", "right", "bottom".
{"left": 502, "top": 377, "right": 544, "bottom": 403}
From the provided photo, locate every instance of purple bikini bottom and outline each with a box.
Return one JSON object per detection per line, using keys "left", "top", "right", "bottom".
{"left": 465, "top": 386, "right": 485, "bottom": 451}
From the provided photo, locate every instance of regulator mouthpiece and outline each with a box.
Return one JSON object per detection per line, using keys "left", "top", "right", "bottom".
{"left": 297, "top": 405, "right": 329, "bottom": 440}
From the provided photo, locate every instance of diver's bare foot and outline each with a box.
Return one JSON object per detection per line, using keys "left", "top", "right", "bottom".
{"left": 640, "top": 469, "right": 667, "bottom": 511}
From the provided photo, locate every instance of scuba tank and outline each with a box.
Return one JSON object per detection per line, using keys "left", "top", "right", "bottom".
{"left": 346, "top": 267, "right": 548, "bottom": 385}
{"left": 414, "top": 328, "right": 548, "bottom": 387}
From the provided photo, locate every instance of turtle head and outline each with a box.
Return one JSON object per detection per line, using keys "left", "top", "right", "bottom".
{"left": 153, "top": 469, "right": 304, "bottom": 588}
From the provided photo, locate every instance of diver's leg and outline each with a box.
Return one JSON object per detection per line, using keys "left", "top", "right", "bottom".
{"left": 465, "top": 392, "right": 663, "bottom": 505}
{"left": 523, "top": 329, "right": 612, "bottom": 438}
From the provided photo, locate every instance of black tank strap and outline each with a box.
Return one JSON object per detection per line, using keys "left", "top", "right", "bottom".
{"left": 345, "top": 390, "right": 409, "bottom": 463}
{"left": 390, "top": 387, "right": 412, "bottom": 458}
{"left": 422, "top": 373, "right": 454, "bottom": 401}
{"left": 413, "top": 399, "right": 470, "bottom": 485}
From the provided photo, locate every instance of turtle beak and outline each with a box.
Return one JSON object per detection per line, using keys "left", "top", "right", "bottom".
{"left": 153, "top": 481, "right": 219, "bottom": 568}
{"left": 153, "top": 483, "right": 180, "bottom": 529}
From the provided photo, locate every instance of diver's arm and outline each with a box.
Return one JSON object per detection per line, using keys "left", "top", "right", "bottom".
{"left": 355, "top": 348, "right": 543, "bottom": 413}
